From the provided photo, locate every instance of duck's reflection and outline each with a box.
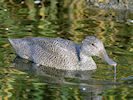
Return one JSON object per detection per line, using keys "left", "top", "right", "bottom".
{"left": 13, "top": 56, "right": 96, "bottom": 81}
{"left": 13, "top": 56, "right": 111, "bottom": 100}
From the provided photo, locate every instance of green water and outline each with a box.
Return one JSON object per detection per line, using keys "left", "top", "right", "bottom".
{"left": 0, "top": 0, "right": 133, "bottom": 100}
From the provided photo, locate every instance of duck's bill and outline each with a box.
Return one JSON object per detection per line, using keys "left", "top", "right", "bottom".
{"left": 100, "top": 49, "right": 117, "bottom": 67}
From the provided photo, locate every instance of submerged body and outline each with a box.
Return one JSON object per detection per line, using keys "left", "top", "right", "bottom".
{"left": 9, "top": 36, "right": 117, "bottom": 70}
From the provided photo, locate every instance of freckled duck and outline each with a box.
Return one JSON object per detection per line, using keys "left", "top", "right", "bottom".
{"left": 9, "top": 36, "right": 117, "bottom": 70}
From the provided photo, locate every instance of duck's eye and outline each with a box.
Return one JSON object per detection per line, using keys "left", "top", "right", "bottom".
{"left": 91, "top": 43, "right": 95, "bottom": 46}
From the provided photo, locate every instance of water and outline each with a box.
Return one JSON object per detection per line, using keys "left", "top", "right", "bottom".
{"left": 0, "top": 0, "right": 133, "bottom": 100}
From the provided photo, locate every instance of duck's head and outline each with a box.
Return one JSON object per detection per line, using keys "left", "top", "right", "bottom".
{"left": 81, "top": 36, "right": 117, "bottom": 67}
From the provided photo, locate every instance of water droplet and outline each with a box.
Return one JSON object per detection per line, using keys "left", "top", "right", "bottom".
{"left": 82, "top": 87, "right": 86, "bottom": 91}
{"left": 21, "top": 1, "right": 25, "bottom": 4}
{"left": 34, "top": 0, "right": 41, "bottom": 4}
{"left": 128, "top": 19, "right": 133, "bottom": 23}
{"left": 5, "top": 28, "right": 9, "bottom": 30}
{"left": 4, "top": 9, "right": 7, "bottom": 11}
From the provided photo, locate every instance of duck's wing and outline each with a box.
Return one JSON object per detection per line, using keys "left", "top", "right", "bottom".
{"left": 31, "top": 37, "right": 77, "bottom": 54}
{"left": 27, "top": 37, "right": 80, "bottom": 70}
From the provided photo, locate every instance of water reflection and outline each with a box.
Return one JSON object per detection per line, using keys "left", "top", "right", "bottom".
{"left": 0, "top": 0, "right": 132, "bottom": 99}
{"left": 6, "top": 56, "right": 132, "bottom": 100}
{"left": 13, "top": 56, "right": 96, "bottom": 82}
{"left": 12, "top": 56, "right": 118, "bottom": 100}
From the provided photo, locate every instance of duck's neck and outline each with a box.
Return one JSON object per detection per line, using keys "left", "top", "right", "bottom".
{"left": 75, "top": 44, "right": 81, "bottom": 61}
{"left": 79, "top": 52, "right": 97, "bottom": 70}
{"left": 77, "top": 45, "right": 97, "bottom": 70}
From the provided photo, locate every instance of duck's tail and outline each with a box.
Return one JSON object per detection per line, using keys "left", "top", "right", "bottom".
{"left": 8, "top": 38, "right": 14, "bottom": 46}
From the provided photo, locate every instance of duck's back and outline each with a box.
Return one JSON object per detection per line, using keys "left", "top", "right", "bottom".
{"left": 9, "top": 37, "right": 80, "bottom": 70}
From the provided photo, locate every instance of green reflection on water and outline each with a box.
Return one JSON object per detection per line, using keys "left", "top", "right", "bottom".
{"left": 0, "top": 0, "right": 133, "bottom": 100}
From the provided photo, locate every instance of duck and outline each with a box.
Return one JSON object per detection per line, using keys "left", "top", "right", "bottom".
{"left": 8, "top": 36, "right": 117, "bottom": 70}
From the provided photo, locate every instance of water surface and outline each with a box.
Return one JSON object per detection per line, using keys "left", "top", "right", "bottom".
{"left": 0, "top": 0, "right": 133, "bottom": 100}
